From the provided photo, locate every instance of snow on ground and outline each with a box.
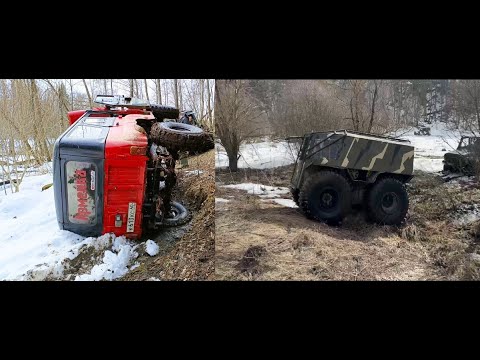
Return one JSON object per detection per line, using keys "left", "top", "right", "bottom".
{"left": 270, "top": 198, "right": 298, "bottom": 208}
{"left": 0, "top": 173, "right": 155, "bottom": 281}
{"left": 222, "top": 183, "right": 290, "bottom": 198}
{"left": 184, "top": 170, "right": 204, "bottom": 176}
{"left": 75, "top": 235, "right": 139, "bottom": 281}
{"left": 0, "top": 173, "right": 82, "bottom": 280}
{"left": 215, "top": 140, "right": 298, "bottom": 169}
{"left": 215, "top": 123, "right": 470, "bottom": 173}
{"left": 222, "top": 182, "right": 296, "bottom": 209}
{"left": 393, "top": 122, "right": 468, "bottom": 173}
{"left": 145, "top": 240, "right": 159, "bottom": 256}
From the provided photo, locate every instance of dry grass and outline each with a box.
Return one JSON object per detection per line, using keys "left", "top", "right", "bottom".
{"left": 216, "top": 169, "right": 480, "bottom": 281}
{"left": 216, "top": 193, "right": 440, "bottom": 281}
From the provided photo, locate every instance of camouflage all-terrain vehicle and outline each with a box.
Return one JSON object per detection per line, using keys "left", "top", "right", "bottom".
{"left": 443, "top": 136, "right": 480, "bottom": 175}
{"left": 290, "top": 130, "right": 415, "bottom": 225}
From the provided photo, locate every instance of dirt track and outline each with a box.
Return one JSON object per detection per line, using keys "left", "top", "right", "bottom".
{"left": 215, "top": 166, "right": 480, "bottom": 280}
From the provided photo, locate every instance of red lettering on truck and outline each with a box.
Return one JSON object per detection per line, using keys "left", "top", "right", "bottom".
{"left": 74, "top": 169, "right": 91, "bottom": 221}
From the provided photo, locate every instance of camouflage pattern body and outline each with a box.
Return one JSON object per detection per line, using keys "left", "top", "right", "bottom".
{"left": 291, "top": 131, "right": 414, "bottom": 188}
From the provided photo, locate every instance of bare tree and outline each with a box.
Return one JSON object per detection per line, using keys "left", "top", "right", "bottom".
{"left": 155, "top": 79, "right": 162, "bottom": 104}
{"left": 179, "top": 80, "right": 183, "bottom": 110}
{"left": 200, "top": 79, "right": 205, "bottom": 124}
{"left": 174, "top": 79, "right": 179, "bottom": 109}
{"left": 206, "top": 79, "right": 213, "bottom": 128}
{"left": 144, "top": 79, "right": 150, "bottom": 102}
{"left": 82, "top": 79, "right": 93, "bottom": 108}
{"left": 134, "top": 79, "right": 139, "bottom": 98}
{"left": 215, "top": 80, "right": 264, "bottom": 171}
{"left": 456, "top": 80, "right": 480, "bottom": 132}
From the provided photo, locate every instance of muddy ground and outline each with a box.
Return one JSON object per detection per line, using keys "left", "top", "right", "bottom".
{"left": 215, "top": 165, "right": 480, "bottom": 280}
{"left": 122, "top": 150, "right": 215, "bottom": 281}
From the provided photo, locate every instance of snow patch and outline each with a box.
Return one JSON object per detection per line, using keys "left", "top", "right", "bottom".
{"left": 413, "top": 158, "right": 445, "bottom": 173}
{"left": 184, "top": 170, "right": 204, "bottom": 176}
{"left": 470, "top": 254, "right": 480, "bottom": 263}
{"left": 75, "top": 240, "right": 139, "bottom": 281}
{"left": 215, "top": 140, "right": 298, "bottom": 169}
{"left": 393, "top": 122, "right": 470, "bottom": 173}
{"left": 0, "top": 174, "right": 143, "bottom": 281}
{"left": 223, "top": 182, "right": 298, "bottom": 208}
{"left": 0, "top": 173, "right": 90, "bottom": 280}
{"left": 145, "top": 240, "right": 160, "bottom": 256}
{"left": 452, "top": 204, "right": 480, "bottom": 226}
{"left": 222, "top": 183, "right": 290, "bottom": 198}
{"left": 271, "top": 198, "right": 298, "bottom": 208}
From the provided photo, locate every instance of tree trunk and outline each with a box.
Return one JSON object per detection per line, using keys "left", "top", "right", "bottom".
{"left": 155, "top": 79, "right": 162, "bottom": 104}
{"left": 227, "top": 151, "right": 238, "bottom": 172}
{"left": 368, "top": 80, "right": 378, "bottom": 133}
{"left": 69, "top": 79, "right": 74, "bottom": 110}
{"left": 179, "top": 80, "right": 183, "bottom": 110}
{"left": 129, "top": 79, "right": 134, "bottom": 97}
{"left": 174, "top": 79, "right": 179, "bottom": 109}
{"left": 134, "top": 79, "right": 139, "bottom": 98}
{"left": 475, "top": 96, "right": 480, "bottom": 131}
{"left": 200, "top": 79, "right": 204, "bottom": 126}
{"left": 30, "top": 79, "right": 52, "bottom": 162}
{"left": 144, "top": 79, "right": 150, "bottom": 102}
{"left": 82, "top": 79, "right": 93, "bottom": 108}
{"left": 164, "top": 80, "right": 169, "bottom": 105}
{"left": 207, "top": 79, "right": 212, "bottom": 127}
{"left": 43, "top": 79, "right": 70, "bottom": 113}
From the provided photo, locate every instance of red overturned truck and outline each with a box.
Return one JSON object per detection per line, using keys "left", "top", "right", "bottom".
{"left": 53, "top": 95, "right": 213, "bottom": 239}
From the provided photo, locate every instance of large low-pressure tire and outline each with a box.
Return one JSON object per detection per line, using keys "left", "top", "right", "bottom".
{"left": 366, "top": 177, "right": 409, "bottom": 225}
{"left": 443, "top": 163, "right": 453, "bottom": 172}
{"left": 162, "top": 201, "right": 191, "bottom": 227}
{"left": 150, "top": 104, "right": 179, "bottom": 121}
{"left": 291, "top": 188, "right": 300, "bottom": 207}
{"left": 150, "top": 121, "right": 213, "bottom": 153}
{"left": 298, "top": 170, "right": 352, "bottom": 224}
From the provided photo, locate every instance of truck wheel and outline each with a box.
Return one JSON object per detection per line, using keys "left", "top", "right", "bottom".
{"left": 298, "top": 170, "right": 352, "bottom": 224}
{"left": 291, "top": 188, "right": 300, "bottom": 206}
{"left": 366, "top": 177, "right": 409, "bottom": 225}
{"left": 150, "top": 122, "right": 213, "bottom": 153}
{"left": 150, "top": 104, "right": 179, "bottom": 121}
{"left": 162, "top": 201, "right": 191, "bottom": 227}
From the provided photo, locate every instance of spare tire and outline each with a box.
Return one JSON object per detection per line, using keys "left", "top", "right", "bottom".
{"left": 162, "top": 201, "right": 191, "bottom": 227}
{"left": 150, "top": 121, "right": 213, "bottom": 152}
{"left": 150, "top": 104, "right": 179, "bottom": 120}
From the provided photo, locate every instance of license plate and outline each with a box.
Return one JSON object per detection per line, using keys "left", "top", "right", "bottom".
{"left": 126, "top": 202, "right": 136, "bottom": 232}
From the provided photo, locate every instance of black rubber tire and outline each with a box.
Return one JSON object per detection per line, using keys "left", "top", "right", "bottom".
{"left": 150, "top": 104, "right": 179, "bottom": 120}
{"left": 162, "top": 201, "right": 191, "bottom": 227}
{"left": 298, "top": 170, "right": 352, "bottom": 224}
{"left": 366, "top": 177, "right": 409, "bottom": 225}
{"left": 291, "top": 188, "right": 300, "bottom": 206}
{"left": 150, "top": 121, "right": 213, "bottom": 153}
